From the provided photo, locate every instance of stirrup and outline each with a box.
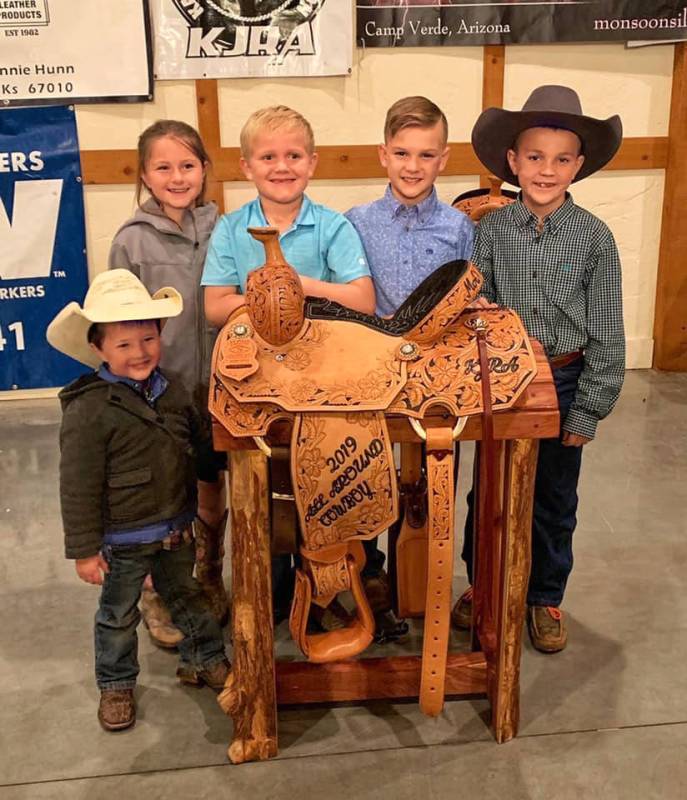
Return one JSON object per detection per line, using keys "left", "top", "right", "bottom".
{"left": 289, "top": 551, "right": 375, "bottom": 663}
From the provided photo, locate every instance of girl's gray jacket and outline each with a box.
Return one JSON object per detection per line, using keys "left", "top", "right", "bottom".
{"left": 108, "top": 199, "right": 219, "bottom": 409}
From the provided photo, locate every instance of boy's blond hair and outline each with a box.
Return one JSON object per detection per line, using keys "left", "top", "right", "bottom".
{"left": 384, "top": 96, "right": 448, "bottom": 145}
{"left": 240, "top": 105, "right": 315, "bottom": 159}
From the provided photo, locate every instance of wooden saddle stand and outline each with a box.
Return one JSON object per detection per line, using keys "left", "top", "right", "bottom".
{"left": 209, "top": 228, "right": 558, "bottom": 764}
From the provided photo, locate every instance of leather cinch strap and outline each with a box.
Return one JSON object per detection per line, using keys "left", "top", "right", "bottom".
{"left": 419, "top": 425, "right": 455, "bottom": 717}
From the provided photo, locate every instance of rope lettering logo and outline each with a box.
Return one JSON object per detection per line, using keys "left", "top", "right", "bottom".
{"left": 172, "top": 0, "right": 325, "bottom": 60}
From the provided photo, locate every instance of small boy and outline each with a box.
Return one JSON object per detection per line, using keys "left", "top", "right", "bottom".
{"left": 202, "top": 105, "right": 374, "bottom": 625}
{"left": 202, "top": 105, "right": 375, "bottom": 327}
{"left": 345, "top": 97, "right": 474, "bottom": 636}
{"left": 47, "top": 270, "right": 229, "bottom": 731}
{"left": 346, "top": 95, "right": 474, "bottom": 317}
{"left": 453, "top": 85, "right": 625, "bottom": 653}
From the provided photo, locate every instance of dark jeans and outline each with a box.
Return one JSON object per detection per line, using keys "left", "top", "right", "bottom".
{"left": 462, "top": 359, "right": 584, "bottom": 608}
{"left": 95, "top": 540, "right": 226, "bottom": 690}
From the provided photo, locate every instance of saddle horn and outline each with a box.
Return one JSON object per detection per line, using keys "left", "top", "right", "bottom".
{"left": 246, "top": 227, "right": 306, "bottom": 346}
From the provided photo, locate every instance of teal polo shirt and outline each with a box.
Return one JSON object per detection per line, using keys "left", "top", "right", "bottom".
{"left": 201, "top": 195, "right": 370, "bottom": 291}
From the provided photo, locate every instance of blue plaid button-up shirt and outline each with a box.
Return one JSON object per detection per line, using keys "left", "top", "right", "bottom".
{"left": 346, "top": 186, "right": 474, "bottom": 316}
{"left": 473, "top": 195, "right": 625, "bottom": 439}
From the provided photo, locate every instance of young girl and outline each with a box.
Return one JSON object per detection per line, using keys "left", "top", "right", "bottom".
{"left": 109, "top": 120, "right": 228, "bottom": 646}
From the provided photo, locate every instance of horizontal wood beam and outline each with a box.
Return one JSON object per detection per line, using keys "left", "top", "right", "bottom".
{"left": 81, "top": 136, "right": 668, "bottom": 186}
{"left": 276, "top": 652, "right": 487, "bottom": 704}
{"left": 81, "top": 149, "right": 138, "bottom": 184}
{"left": 606, "top": 136, "right": 669, "bottom": 171}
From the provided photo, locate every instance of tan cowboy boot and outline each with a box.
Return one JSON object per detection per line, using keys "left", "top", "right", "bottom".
{"left": 194, "top": 512, "right": 230, "bottom": 626}
{"left": 140, "top": 587, "right": 184, "bottom": 649}
{"left": 527, "top": 606, "right": 568, "bottom": 653}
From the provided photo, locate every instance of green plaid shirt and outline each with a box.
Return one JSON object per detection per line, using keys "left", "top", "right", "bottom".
{"left": 473, "top": 195, "right": 625, "bottom": 439}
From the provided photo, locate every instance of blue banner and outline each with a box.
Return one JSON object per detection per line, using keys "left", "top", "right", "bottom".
{"left": 0, "top": 105, "right": 88, "bottom": 390}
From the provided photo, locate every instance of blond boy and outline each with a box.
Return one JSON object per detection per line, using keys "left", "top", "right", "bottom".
{"left": 201, "top": 105, "right": 374, "bottom": 624}
{"left": 202, "top": 105, "right": 374, "bottom": 327}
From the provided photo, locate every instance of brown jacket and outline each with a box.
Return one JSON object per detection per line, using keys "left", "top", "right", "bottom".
{"left": 58, "top": 372, "right": 210, "bottom": 559}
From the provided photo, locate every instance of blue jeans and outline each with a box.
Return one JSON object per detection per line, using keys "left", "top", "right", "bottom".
{"left": 95, "top": 539, "right": 226, "bottom": 690}
{"left": 461, "top": 359, "right": 584, "bottom": 607}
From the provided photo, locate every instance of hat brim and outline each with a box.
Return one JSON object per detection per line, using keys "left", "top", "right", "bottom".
{"left": 46, "top": 286, "right": 182, "bottom": 369}
{"left": 472, "top": 108, "right": 623, "bottom": 186}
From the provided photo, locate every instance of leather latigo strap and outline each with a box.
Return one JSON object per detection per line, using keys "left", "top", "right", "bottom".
{"left": 473, "top": 319, "right": 498, "bottom": 655}
{"left": 419, "top": 425, "right": 456, "bottom": 717}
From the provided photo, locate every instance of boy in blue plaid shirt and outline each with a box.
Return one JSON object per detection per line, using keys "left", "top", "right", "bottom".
{"left": 454, "top": 86, "right": 626, "bottom": 652}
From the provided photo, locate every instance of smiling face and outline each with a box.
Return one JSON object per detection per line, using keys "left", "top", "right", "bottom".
{"left": 507, "top": 127, "right": 585, "bottom": 219}
{"left": 240, "top": 127, "right": 318, "bottom": 211}
{"left": 141, "top": 135, "right": 206, "bottom": 225}
{"left": 379, "top": 121, "right": 449, "bottom": 206}
{"left": 90, "top": 320, "right": 161, "bottom": 382}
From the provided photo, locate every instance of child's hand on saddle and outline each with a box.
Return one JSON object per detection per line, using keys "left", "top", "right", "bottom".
{"left": 469, "top": 297, "right": 498, "bottom": 310}
{"left": 561, "top": 432, "right": 592, "bottom": 447}
{"left": 75, "top": 554, "right": 109, "bottom": 585}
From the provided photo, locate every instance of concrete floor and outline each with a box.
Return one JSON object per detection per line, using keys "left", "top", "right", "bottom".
{"left": 0, "top": 369, "right": 686, "bottom": 799}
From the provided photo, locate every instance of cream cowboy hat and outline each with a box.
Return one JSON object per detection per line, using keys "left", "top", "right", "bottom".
{"left": 471, "top": 85, "right": 623, "bottom": 187}
{"left": 46, "top": 269, "right": 183, "bottom": 369}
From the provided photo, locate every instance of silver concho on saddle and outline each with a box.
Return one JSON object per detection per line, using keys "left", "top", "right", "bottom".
{"left": 210, "top": 227, "right": 537, "bottom": 714}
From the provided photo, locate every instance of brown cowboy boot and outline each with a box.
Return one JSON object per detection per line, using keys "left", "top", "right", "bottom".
{"left": 177, "top": 658, "right": 231, "bottom": 691}
{"left": 450, "top": 586, "right": 473, "bottom": 631}
{"left": 140, "top": 587, "right": 184, "bottom": 649}
{"left": 98, "top": 689, "right": 136, "bottom": 731}
{"left": 194, "top": 512, "right": 230, "bottom": 626}
{"left": 362, "top": 569, "right": 409, "bottom": 644}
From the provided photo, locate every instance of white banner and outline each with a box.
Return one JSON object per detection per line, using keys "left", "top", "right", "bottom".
{"left": 153, "top": 0, "right": 352, "bottom": 79}
{"left": 0, "top": 0, "right": 152, "bottom": 107}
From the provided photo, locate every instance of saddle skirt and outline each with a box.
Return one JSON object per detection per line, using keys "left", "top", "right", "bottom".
{"left": 209, "top": 228, "right": 537, "bottom": 705}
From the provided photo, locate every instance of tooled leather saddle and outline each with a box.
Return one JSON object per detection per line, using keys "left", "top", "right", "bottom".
{"left": 209, "top": 227, "right": 537, "bottom": 716}
{"left": 453, "top": 176, "right": 517, "bottom": 221}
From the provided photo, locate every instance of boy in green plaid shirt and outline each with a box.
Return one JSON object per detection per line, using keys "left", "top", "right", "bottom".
{"left": 454, "top": 86, "right": 626, "bottom": 652}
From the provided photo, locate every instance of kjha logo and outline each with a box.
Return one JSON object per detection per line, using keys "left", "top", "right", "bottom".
{"left": 172, "top": 0, "right": 326, "bottom": 58}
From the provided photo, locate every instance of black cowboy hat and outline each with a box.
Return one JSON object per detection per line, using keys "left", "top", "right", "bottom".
{"left": 471, "top": 85, "right": 623, "bottom": 186}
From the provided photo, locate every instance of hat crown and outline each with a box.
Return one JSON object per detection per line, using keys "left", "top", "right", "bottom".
{"left": 521, "top": 85, "right": 583, "bottom": 116}
{"left": 83, "top": 269, "right": 152, "bottom": 315}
